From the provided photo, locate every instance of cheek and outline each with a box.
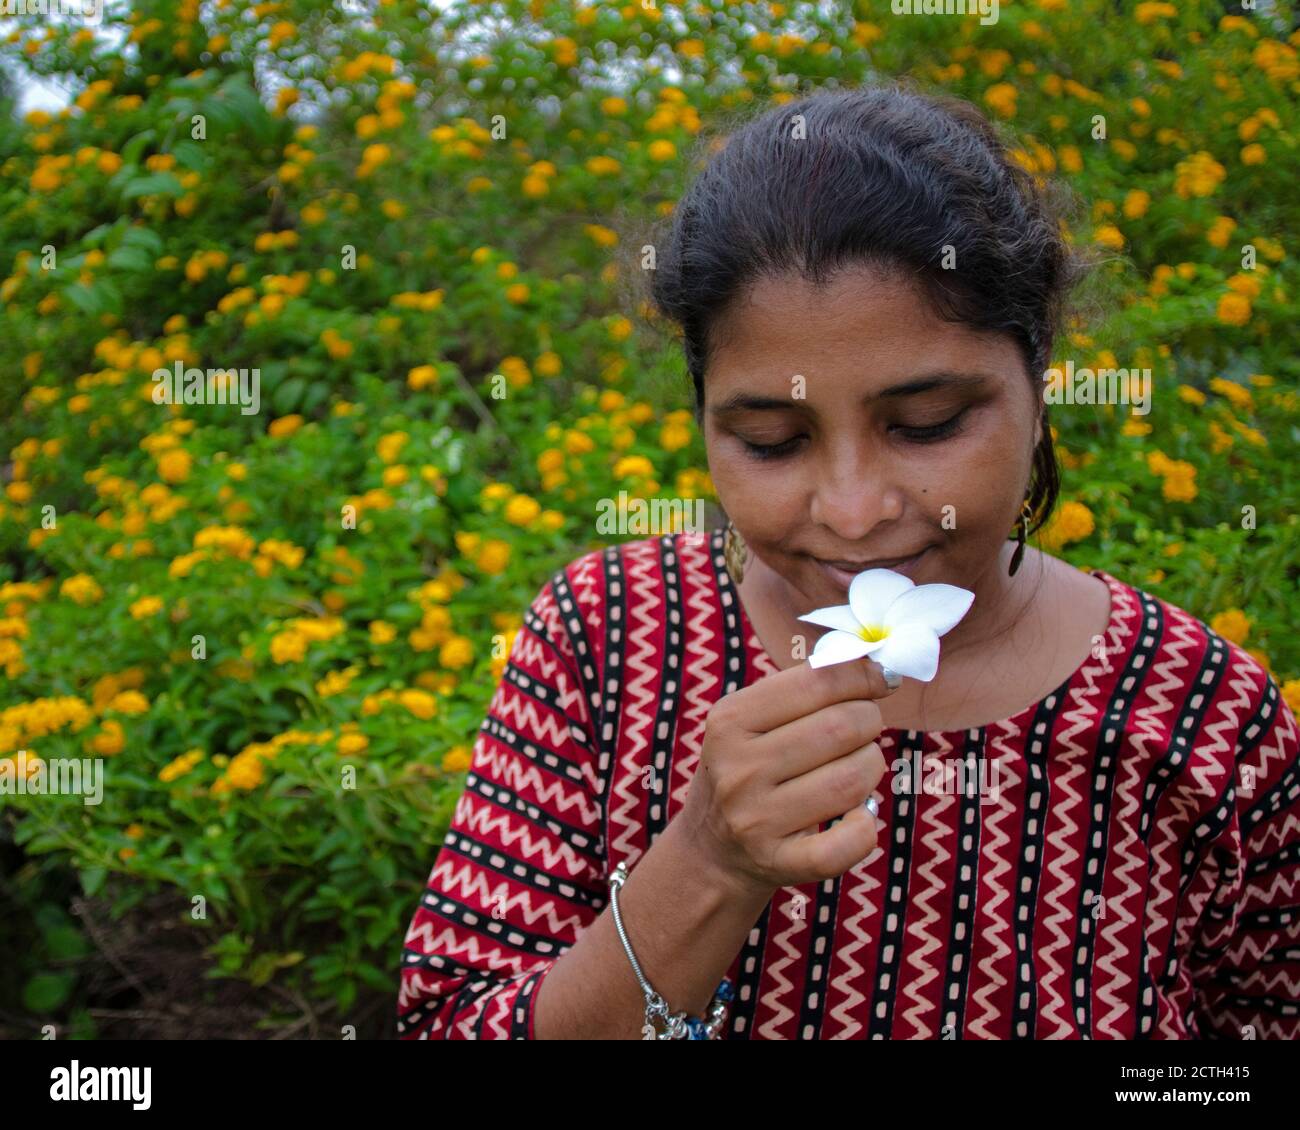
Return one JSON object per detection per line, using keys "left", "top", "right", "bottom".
{"left": 705, "top": 441, "right": 803, "bottom": 529}
{"left": 914, "top": 407, "right": 1031, "bottom": 537}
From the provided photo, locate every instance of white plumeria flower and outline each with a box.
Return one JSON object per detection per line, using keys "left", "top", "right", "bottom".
{"left": 797, "top": 568, "right": 974, "bottom": 682}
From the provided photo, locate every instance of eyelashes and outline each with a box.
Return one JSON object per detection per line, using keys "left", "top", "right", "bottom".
{"left": 742, "top": 436, "right": 803, "bottom": 461}
{"left": 740, "top": 408, "right": 970, "bottom": 461}
{"left": 894, "top": 407, "right": 970, "bottom": 443}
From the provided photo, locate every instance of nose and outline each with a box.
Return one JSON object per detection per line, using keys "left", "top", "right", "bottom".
{"left": 808, "top": 440, "right": 904, "bottom": 540}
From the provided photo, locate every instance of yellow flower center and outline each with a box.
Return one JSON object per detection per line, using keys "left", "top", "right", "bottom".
{"left": 857, "top": 624, "right": 889, "bottom": 643}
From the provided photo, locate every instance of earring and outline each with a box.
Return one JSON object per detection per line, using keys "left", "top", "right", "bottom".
{"left": 724, "top": 519, "right": 748, "bottom": 587}
{"left": 1008, "top": 499, "right": 1032, "bottom": 577}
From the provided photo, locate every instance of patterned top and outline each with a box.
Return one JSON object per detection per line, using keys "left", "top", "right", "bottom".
{"left": 397, "top": 527, "right": 1300, "bottom": 1039}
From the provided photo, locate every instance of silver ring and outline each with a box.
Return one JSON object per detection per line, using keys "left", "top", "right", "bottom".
{"left": 865, "top": 796, "right": 880, "bottom": 818}
{"left": 880, "top": 666, "right": 902, "bottom": 690}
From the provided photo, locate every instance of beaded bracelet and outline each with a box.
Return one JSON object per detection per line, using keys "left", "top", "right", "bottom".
{"left": 608, "top": 860, "right": 735, "bottom": 1040}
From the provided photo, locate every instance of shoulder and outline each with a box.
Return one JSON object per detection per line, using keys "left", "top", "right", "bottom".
{"left": 1098, "top": 569, "right": 1296, "bottom": 767}
{"left": 526, "top": 526, "right": 729, "bottom": 670}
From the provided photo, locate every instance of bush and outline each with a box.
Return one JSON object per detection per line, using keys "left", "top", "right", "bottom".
{"left": 0, "top": 0, "right": 1296, "bottom": 1036}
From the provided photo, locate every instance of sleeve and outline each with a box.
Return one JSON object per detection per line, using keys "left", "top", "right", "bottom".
{"left": 396, "top": 569, "right": 607, "bottom": 1038}
{"left": 1188, "top": 672, "right": 1300, "bottom": 1040}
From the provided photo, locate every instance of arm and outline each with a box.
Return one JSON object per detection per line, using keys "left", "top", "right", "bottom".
{"left": 1189, "top": 675, "right": 1300, "bottom": 1040}
{"left": 396, "top": 572, "right": 605, "bottom": 1038}
{"left": 532, "top": 801, "right": 773, "bottom": 1039}
{"left": 397, "top": 570, "right": 771, "bottom": 1039}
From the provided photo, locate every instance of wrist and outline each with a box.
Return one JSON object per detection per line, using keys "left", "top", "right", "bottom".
{"left": 662, "top": 808, "right": 775, "bottom": 905}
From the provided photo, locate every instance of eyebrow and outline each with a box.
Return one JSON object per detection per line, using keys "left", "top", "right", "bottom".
{"left": 709, "top": 372, "right": 992, "bottom": 417}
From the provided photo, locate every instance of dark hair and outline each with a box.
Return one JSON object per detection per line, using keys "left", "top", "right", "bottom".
{"left": 643, "top": 83, "right": 1092, "bottom": 535}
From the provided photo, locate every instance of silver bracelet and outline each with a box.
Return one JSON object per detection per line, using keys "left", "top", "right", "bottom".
{"left": 608, "top": 860, "right": 733, "bottom": 1039}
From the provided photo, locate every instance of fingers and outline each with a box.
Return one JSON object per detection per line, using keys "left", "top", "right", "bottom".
{"left": 771, "top": 802, "right": 881, "bottom": 881}
{"left": 735, "top": 654, "right": 902, "bottom": 734}
{"left": 767, "top": 699, "right": 884, "bottom": 783}
{"left": 767, "top": 740, "right": 888, "bottom": 830}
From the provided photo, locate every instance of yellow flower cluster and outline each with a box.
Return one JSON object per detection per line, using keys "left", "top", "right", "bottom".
{"left": 253, "top": 230, "right": 299, "bottom": 253}
{"left": 1135, "top": 1, "right": 1176, "bottom": 25}
{"left": 253, "top": 539, "right": 306, "bottom": 576}
{"left": 408, "top": 364, "right": 439, "bottom": 390}
{"left": 106, "top": 690, "right": 150, "bottom": 714}
{"left": 1146, "top": 452, "right": 1198, "bottom": 502}
{"left": 337, "top": 50, "right": 397, "bottom": 83}
{"left": 391, "top": 288, "right": 444, "bottom": 311}
{"left": 86, "top": 719, "right": 125, "bottom": 755}
{"left": 338, "top": 732, "right": 369, "bottom": 756}
{"left": 1210, "top": 609, "right": 1250, "bottom": 646}
{"left": 490, "top": 629, "right": 519, "bottom": 682}
{"left": 60, "top": 574, "right": 104, "bottom": 605}
{"left": 321, "top": 328, "right": 353, "bottom": 359}
{"left": 441, "top": 744, "right": 473, "bottom": 773}
{"left": 1252, "top": 40, "right": 1298, "bottom": 83}
{"left": 90, "top": 668, "right": 146, "bottom": 709}
{"left": 210, "top": 728, "right": 333, "bottom": 795}
{"left": 361, "top": 687, "right": 440, "bottom": 720}
{"left": 129, "top": 595, "right": 163, "bottom": 619}
{"left": 159, "top": 747, "right": 204, "bottom": 783}
{"left": 315, "top": 665, "right": 360, "bottom": 697}
{"left": 0, "top": 695, "right": 95, "bottom": 755}
{"left": 408, "top": 570, "right": 473, "bottom": 665}
{"left": 1173, "top": 151, "right": 1226, "bottom": 198}
{"left": 1208, "top": 377, "right": 1253, "bottom": 412}
{"left": 983, "top": 83, "right": 1018, "bottom": 119}
{"left": 270, "top": 617, "right": 346, "bottom": 665}
{"left": 194, "top": 524, "right": 256, "bottom": 558}
{"left": 1036, "top": 501, "right": 1095, "bottom": 551}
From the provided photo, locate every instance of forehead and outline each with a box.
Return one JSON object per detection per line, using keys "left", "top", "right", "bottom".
{"left": 707, "top": 266, "right": 1023, "bottom": 394}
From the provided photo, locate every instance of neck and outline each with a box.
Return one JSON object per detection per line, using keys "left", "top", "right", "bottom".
{"left": 938, "top": 541, "right": 1042, "bottom": 662}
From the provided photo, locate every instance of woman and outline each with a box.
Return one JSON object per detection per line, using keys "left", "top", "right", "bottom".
{"left": 397, "top": 86, "right": 1300, "bottom": 1039}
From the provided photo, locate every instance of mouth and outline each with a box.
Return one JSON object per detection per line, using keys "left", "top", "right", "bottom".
{"left": 812, "top": 547, "right": 932, "bottom": 591}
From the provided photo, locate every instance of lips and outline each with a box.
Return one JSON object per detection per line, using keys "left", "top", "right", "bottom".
{"left": 813, "top": 548, "right": 931, "bottom": 590}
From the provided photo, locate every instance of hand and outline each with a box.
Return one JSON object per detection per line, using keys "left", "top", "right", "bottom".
{"left": 679, "top": 657, "right": 899, "bottom": 897}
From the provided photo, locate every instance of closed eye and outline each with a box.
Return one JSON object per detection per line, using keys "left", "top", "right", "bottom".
{"left": 891, "top": 408, "right": 969, "bottom": 443}
{"left": 741, "top": 436, "right": 804, "bottom": 461}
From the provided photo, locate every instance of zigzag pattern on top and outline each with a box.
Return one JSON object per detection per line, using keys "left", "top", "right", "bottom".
{"left": 396, "top": 541, "right": 1300, "bottom": 1040}
{"left": 605, "top": 540, "right": 662, "bottom": 864}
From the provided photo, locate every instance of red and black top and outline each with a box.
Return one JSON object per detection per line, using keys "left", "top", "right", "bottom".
{"left": 397, "top": 527, "right": 1300, "bottom": 1039}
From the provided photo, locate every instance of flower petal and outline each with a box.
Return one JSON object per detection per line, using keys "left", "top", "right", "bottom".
{"left": 874, "top": 624, "right": 942, "bottom": 682}
{"left": 848, "top": 568, "right": 915, "bottom": 628}
{"left": 882, "top": 583, "right": 974, "bottom": 638}
{"left": 797, "top": 604, "right": 862, "bottom": 634}
{"left": 808, "top": 629, "right": 880, "bottom": 669}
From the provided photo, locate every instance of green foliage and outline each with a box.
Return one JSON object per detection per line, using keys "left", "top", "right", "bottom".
{"left": 0, "top": 0, "right": 1296, "bottom": 1034}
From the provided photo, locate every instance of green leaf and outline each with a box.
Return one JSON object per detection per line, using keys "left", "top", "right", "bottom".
{"left": 121, "top": 129, "right": 158, "bottom": 166}
{"left": 273, "top": 377, "right": 306, "bottom": 414}
{"left": 106, "top": 245, "right": 154, "bottom": 273}
{"left": 64, "top": 283, "right": 102, "bottom": 317}
{"left": 44, "top": 924, "right": 91, "bottom": 961}
{"left": 121, "top": 226, "right": 165, "bottom": 257}
{"left": 301, "top": 381, "right": 331, "bottom": 414}
{"left": 24, "top": 971, "right": 76, "bottom": 1013}
{"left": 121, "top": 173, "right": 183, "bottom": 200}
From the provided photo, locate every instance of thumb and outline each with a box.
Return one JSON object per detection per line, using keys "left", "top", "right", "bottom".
{"left": 859, "top": 657, "right": 903, "bottom": 699}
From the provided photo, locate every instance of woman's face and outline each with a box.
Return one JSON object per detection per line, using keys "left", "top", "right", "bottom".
{"left": 702, "top": 265, "right": 1042, "bottom": 613}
